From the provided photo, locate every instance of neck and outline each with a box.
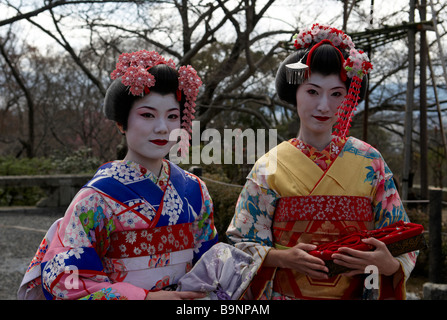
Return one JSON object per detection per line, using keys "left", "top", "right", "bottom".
{"left": 297, "top": 131, "right": 333, "bottom": 151}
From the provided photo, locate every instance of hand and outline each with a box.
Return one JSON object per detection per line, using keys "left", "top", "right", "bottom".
{"left": 146, "top": 290, "right": 207, "bottom": 300}
{"left": 265, "top": 243, "right": 329, "bottom": 279}
{"left": 331, "top": 237, "right": 401, "bottom": 277}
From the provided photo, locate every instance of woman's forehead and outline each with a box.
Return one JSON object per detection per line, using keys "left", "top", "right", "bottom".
{"left": 132, "top": 92, "right": 180, "bottom": 111}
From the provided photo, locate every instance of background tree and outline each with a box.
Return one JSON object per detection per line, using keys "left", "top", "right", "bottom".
{"left": 0, "top": 0, "right": 446, "bottom": 188}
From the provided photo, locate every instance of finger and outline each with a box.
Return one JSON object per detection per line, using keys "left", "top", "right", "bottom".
{"left": 335, "top": 247, "right": 373, "bottom": 259}
{"left": 295, "top": 243, "right": 318, "bottom": 251}
{"left": 178, "top": 291, "right": 207, "bottom": 300}
{"left": 331, "top": 253, "right": 369, "bottom": 269}
{"left": 301, "top": 265, "right": 329, "bottom": 279}
{"left": 361, "top": 237, "right": 386, "bottom": 249}
{"left": 304, "top": 261, "right": 329, "bottom": 273}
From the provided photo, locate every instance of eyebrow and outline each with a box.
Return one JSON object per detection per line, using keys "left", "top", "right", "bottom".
{"left": 305, "top": 83, "right": 346, "bottom": 90}
{"left": 137, "top": 106, "right": 180, "bottom": 112}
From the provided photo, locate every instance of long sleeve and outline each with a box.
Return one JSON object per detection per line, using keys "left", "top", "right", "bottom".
{"left": 41, "top": 188, "right": 148, "bottom": 300}
{"left": 191, "top": 177, "right": 219, "bottom": 262}
{"left": 226, "top": 158, "right": 279, "bottom": 265}
{"left": 368, "top": 153, "right": 418, "bottom": 299}
{"left": 225, "top": 159, "right": 280, "bottom": 300}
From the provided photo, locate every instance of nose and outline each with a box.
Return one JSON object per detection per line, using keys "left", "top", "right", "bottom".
{"left": 154, "top": 118, "right": 169, "bottom": 134}
{"left": 316, "top": 94, "right": 330, "bottom": 114}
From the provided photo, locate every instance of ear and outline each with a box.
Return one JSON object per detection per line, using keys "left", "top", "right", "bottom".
{"left": 116, "top": 122, "right": 125, "bottom": 135}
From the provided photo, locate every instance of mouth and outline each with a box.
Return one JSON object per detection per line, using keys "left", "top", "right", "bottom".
{"left": 150, "top": 139, "right": 168, "bottom": 146}
{"left": 313, "top": 116, "right": 331, "bottom": 122}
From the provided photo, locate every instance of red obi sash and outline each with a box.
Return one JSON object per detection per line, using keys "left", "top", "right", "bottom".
{"left": 273, "top": 195, "right": 374, "bottom": 248}
{"left": 275, "top": 195, "right": 373, "bottom": 222}
{"left": 272, "top": 195, "right": 374, "bottom": 300}
{"left": 106, "top": 223, "right": 194, "bottom": 259}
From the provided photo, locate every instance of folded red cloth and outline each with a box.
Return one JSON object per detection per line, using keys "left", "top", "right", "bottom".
{"left": 309, "top": 221, "right": 425, "bottom": 261}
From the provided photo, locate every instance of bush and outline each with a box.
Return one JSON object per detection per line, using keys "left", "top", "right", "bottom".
{"left": 203, "top": 173, "right": 243, "bottom": 243}
{"left": 0, "top": 149, "right": 101, "bottom": 206}
{"left": 0, "top": 156, "right": 55, "bottom": 175}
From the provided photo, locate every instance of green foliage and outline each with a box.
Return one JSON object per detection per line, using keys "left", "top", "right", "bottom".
{"left": 0, "top": 148, "right": 101, "bottom": 206}
{"left": 0, "top": 186, "right": 46, "bottom": 206}
{"left": 178, "top": 163, "right": 244, "bottom": 243}
{"left": 0, "top": 147, "right": 101, "bottom": 176}
{"left": 50, "top": 147, "right": 102, "bottom": 174}
{"left": 0, "top": 156, "right": 55, "bottom": 175}
{"left": 203, "top": 173, "right": 243, "bottom": 243}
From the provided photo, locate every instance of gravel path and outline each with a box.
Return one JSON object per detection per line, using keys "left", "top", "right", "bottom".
{"left": 0, "top": 208, "right": 64, "bottom": 300}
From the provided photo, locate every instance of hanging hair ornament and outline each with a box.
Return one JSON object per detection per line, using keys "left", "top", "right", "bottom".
{"left": 110, "top": 50, "right": 202, "bottom": 147}
{"left": 285, "top": 52, "right": 309, "bottom": 84}
{"left": 288, "top": 23, "right": 373, "bottom": 138}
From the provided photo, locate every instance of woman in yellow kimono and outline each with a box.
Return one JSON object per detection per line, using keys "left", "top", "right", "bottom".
{"left": 226, "top": 24, "right": 418, "bottom": 300}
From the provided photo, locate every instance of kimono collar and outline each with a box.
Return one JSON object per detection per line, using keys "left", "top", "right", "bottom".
{"left": 98, "top": 159, "right": 170, "bottom": 191}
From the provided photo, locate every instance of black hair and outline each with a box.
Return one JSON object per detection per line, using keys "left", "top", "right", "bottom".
{"left": 275, "top": 43, "right": 368, "bottom": 106}
{"left": 104, "top": 64, "right": 185, "bottom": 130}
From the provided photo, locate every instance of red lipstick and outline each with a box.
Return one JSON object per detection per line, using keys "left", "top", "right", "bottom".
{"left": 150, "top": 139, "right": 168, "bottom": 146}
{"left": 314, "top": 116, "right": 330, "bottom": 122}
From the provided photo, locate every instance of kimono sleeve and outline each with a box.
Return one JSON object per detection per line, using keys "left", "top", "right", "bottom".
{"left": 371, "top": 155, "right": 418, "bottom": 298}
{"left": 191, "top": 178, "right": 218, "bottom": 262}
{"left": 40, "top": 188, "right": 148, "bottom": 300}
{"left": 226, "top": 158, "right": 279, "bottom": 263}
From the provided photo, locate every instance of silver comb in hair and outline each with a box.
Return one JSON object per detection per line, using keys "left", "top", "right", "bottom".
{"left": 285, "top": 52, "right": 309, "bottom": 84}
{"left": 285, "top": 60, "right": 308, "bottom": 84}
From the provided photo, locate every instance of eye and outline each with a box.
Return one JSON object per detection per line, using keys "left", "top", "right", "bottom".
{"left": 307, "top": 89, "right": 318, "bottom": 95}
{"left": 331, "top": 91, "right": 345, "bottom": 97}
{"left": 168, "top": 114, "right": 179, "bottom": 120}
{"left": 140, "top": 112, "right": 155, "bottom": 118}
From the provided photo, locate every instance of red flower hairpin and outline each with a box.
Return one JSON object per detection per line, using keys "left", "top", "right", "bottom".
{"left": 110, "top": 50, "right": 202, "bottom": 139}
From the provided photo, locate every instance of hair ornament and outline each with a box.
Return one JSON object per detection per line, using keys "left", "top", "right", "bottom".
{"left": 286, "top": 24, "right": 372, "bottom": 85}
{"left": 285, "top": 53, "right": 309, "bottom": 85}
{"left": 287, "top": 24, "right": 374, "bottom": 138}
{"left": 110, "top": 50, "right": 202, "bottom": 139}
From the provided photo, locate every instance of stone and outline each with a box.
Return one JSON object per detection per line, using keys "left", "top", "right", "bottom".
{"left": 423, "top": 282, "right": 447, "bottom": 300}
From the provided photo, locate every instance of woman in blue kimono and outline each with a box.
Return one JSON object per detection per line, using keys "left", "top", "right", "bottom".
{"left": 18, "top": 51, "right": 229, "bottom": 300}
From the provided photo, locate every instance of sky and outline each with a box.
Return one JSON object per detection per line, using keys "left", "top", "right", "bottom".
{"left": 0, "top": 0, "right": 425, "bottom": 51}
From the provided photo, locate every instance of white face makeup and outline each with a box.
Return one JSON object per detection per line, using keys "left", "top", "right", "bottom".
{"left": 120, "top": 91, "right": 180, "bottom": 174}
{"left": 296, "top": 73, "right": 347, "bottom": 148}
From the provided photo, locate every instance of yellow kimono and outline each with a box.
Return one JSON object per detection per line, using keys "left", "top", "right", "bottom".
{"left": 227, "top": 137, "right": 417, "bottom": 300}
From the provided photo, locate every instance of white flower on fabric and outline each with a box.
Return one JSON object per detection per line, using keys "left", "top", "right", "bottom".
{"left": 54, "top": 288, "right": 69, "bottom": 299}
{"left": 68, "top": 248, "right": 84, "bottom": 259}
{"left": 236, "top": 209, "right": 255, "bottom": 236}
{"left": 125, "top": 231, "right": 137, "bottom": 244}
{"left": 254, "top": 214, "right": 272, "bottom": 240}
{"left": 148, "top": 245, "right": 156, "bottom": 255}
{"left": 123, "top": 216, "right": 136, "bottom": 228}
{"left": 245, "top": 180, "right": 260, "bottom": 197}
{"left": 257, "top": 192, "right": 275, "bottom": 213}
{"left": 168, "top": 233, "right": 175, "bottom": 244}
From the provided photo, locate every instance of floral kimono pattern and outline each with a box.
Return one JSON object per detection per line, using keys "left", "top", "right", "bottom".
{"left": 226, "top": 136, "right": 418, "bottom": 300}
{"left": 18, "top": 160, "right": 218, "bottom": 300}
